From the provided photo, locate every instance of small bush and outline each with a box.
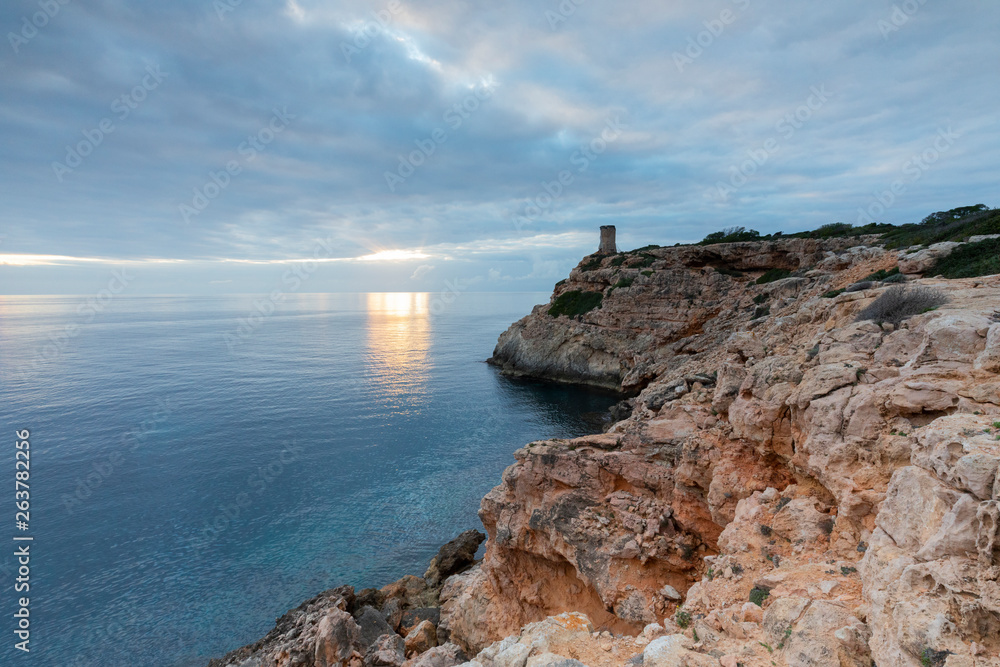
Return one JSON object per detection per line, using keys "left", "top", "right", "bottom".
{"left": 753, "top": 305, "right": 770, "bottom": 319}
{"left": 579, "top": 256, "right": 604, "bottom": 271}
{"left": 920, "top": 648, "right": 952, "bottom": 667}
{"left": 634, "top": 254, "right": 657, "bottom": 268}
{"left": 749, "top": 587, "right": 770, "bottom": 607}
{"left": 548, "top": 290, "right": 603, "bottom": 318}
{"left": 821, "top": 288, "right": 845, "bottom": 298}
{"left": 845, "top": 281, "right": 873, "bottom": 293}
{"left": 610, "top": 254, "right": 629, "bottom": 267}
{"left": 863, "top": 267, "right": 900, "bottom": 281}
{"left": 927, "top": 237, "right": 1000, "bottom": 278}
{"left": 753, "top": 293, "right": 769, "bottom": 304}
{"left": 854, "top": 286, "right": 948, "bottom": 325}
{"left": 715, "top": 266, "right": 744, "bottom": 278}
{"left": 613, "top": 276, "right": 634, "bottom": 289}
{"left": 641, "top": 270, "right": 654, "bottom": 277}
{"left": 756, "top": 268, "right": 792, "bottom": 284}
{"left": 700, "top": 226, "right": 762, "bottom": 245}
{"left": 882, "top": 272, "right": 907, "bottom": 284}
{"left": 675, "top": 610, "right": 691, "bottom": 629}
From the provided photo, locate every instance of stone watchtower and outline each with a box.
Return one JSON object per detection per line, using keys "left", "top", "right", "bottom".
{"left": 599, "top": 225, "right": 617, "bottom": 254}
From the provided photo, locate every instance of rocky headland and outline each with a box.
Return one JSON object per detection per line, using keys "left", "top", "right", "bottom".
{"left": 212, "top": 209, "right": 1000, "bottom": 667}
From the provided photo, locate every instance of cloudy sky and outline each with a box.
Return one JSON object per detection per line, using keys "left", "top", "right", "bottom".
{"left": 1, "top": 0, "right": 997, "bottom": 294}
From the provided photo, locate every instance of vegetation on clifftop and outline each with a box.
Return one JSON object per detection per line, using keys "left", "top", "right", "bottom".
{"left": 927, "top": 237, "right": 1000, "bottom": 279}
{"left": 548, "top": 290, "right": 603, "bottom": 318}
{"left": 695, "top": 204, "right": 997, "bottom": 250}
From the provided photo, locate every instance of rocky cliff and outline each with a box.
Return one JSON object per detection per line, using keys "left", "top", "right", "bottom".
{"left": 212, "top": 234, "right": 1000, "bottom": 667}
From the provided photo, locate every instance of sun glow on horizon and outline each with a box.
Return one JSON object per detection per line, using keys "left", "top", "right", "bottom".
{"left": 358, "top": 249, "right": 430, "bottom": 262}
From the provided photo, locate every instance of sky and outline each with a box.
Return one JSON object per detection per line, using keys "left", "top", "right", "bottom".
{"left": 0, "top": 0, "right": 997, "bottom": 294}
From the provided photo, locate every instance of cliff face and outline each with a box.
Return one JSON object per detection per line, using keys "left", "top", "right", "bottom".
{"left": 214, "top": 237, "right": 1000, "bottom": 667}
{"left": 487, "top": 238, "right": 884, "bottom": 392}
{"left": 452, "top": 238, "right": 1000, "bottom": 667}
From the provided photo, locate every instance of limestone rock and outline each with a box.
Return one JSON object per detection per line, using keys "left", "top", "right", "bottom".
{"left": 365, "top": 634, "right": 407, "bottom": 667}
{"left": 315, "top": 609, "right": 364, "bottom": 667}
{"left": 426, "top": 531, "right": 487, "bottom": 586}
{"left": 405, "top": 620, "right": 438, "bottom": 656}
{"left": 898, "top": 242, "right": 962, "bottom": 274}
{"left": 642, "top": 635, "right": 717, "bottom": 667}
{"left": 402, "top": 644, "right": 467, "bottom": 667}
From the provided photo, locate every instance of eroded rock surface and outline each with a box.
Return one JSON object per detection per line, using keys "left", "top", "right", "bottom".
{"left": 214, "top": 238, "right": 1000, "bottom": 667}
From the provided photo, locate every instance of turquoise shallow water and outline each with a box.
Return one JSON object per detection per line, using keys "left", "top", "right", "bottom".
{"left": 0, "top": 293, "right": 616, "bottom": 666}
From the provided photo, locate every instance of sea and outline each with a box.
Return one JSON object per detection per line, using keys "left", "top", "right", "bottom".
{"left": 0, "top": 292, "right": 617, "bottom": 666}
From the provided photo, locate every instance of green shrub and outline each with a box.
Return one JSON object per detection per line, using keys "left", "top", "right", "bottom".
{"left": 641, "top": 270, "right": 654, "bottom": 277}
{"left": 700, "top": 227, "right": 763, "bottom": 245}
{"left": 786, "top": 221, "right": 897, "bottom": 240}
{"left": 880, "top": 205, "right": 999, "bottom": 249}
{"left": 610, "top": 254, "right": 628, "bottom": 267}
{"left": 753, "top": 293, "right": 769, "bottom": 304}
{"left": 749, "top": 587, "right": 770, "bottom": 607}
{"left": 634, "top": 254, "right": 657, "bottom": 268}
{"left": 845, "top": 281, "right": 873, "bottom": 292}
{"left": 675, "top": 610, "right": 691, "bottom": 629}
{"left": 863, "top": 267, "right": 900, "bottom": 281}
{"left": 756, "top": 268, "right": 792, "bottom": 284}
{"left": 855, "top": 286, "right": 948, "bottom": 325}
{"left": 927, "top": 237, "right": 1000, "bottom": 278}
{"left": 613, "top": 276, "right": 634, "bottom": 289}
{"left": 822, "top": 288, "right": 845, "bottom": 298}
{"left": 753, "top": 305, "right": 770, "bottom": 319}
{"left": 715, "top": 267, "right": 744, "bottom": 278}
{"left": 882, "top": 272, "right": 907, "bottom": 283}
{"left": 579, "top": 256, "right": 604, "bottom": 271}
{"left": 548, "top": 291, "right": 603, "bottom": 318}
{"left": 920, "top": 648, "right": 952, "bottom": 667}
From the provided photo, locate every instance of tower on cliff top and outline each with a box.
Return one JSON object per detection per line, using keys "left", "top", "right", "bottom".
{"left": 599, "top": 226, "right": 617, "bottom": 254}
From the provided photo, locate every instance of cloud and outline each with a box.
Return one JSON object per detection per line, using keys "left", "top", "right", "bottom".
{"left": 409, "top": 264, "right": 435, "bottom": 280}
{"left": 1, "top": 0, "right": 998, "bottom": 294}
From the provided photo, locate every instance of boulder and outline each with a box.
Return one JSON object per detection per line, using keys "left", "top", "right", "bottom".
{"left": 405, "top": 620, "right": 438, "bottom": 655}
{"left": 402, "top": 644, "right": 467, "bottom": 667}
{"left": 400, "top": 607, "right": 441, "bottom": 636}
{"left": 898, "top": 242, "right": 962, "bottom": 274}
{"left": 642, "top": 635, "right": 717, "bottom": 667}
{"left": 356, "top": 606, "right": 397, "bottom": 649}
{"left": 315, "top": 609, "right": 363, "bottom": 667}
{"left": 425, "top": 531, "right": 486, "bottom": 586}
{"left": 365, "top": 634, "right": 407, "bottom": 667}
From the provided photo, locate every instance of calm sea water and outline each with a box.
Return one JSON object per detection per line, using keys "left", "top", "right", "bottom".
{"left": 0, "top": 293, "right": 616, "bottom": 666}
